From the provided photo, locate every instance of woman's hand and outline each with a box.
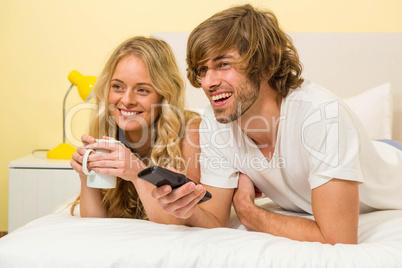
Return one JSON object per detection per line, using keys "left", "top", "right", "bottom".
{"left": 71, "top": 135, "right": 109, "bottom": 218}
{"left": 84, "top": 136, "right": 146, "bottom": 182}
{"left": 70, "top": 134, "right": 97, "bottom": 178}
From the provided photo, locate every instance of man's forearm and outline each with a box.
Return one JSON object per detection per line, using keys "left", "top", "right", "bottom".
{"left": 178, "top": 205, "right": 230, "bottom": 228}
{"left": 236, "top": 202, "right": 327, "bottom": 243}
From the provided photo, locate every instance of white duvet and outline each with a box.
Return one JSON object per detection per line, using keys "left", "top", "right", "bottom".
{"left": 1, "top": 200, "right": 402, "bottom": 268}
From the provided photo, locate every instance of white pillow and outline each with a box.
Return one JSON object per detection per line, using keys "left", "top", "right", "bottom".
{"left": 187, "top": 107, "right": 206, "bottom": 115}
{"left": 343, "top": 83, "right": 392, "bottom": 140}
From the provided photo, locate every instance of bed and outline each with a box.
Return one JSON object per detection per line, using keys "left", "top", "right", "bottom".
{"left": 1, "top": 33, "right": 402, "bottom": 267}
{"left": 1, "top": 201, "right": 402, "bottom": 267}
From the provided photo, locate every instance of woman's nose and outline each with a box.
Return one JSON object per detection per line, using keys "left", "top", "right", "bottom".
{"left": 121, "top": 90, "right": 136, "bottom": 107}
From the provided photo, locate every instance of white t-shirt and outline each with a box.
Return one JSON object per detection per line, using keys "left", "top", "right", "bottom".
{"left": 199, "top": 80, "right": 402, "bottom": 214}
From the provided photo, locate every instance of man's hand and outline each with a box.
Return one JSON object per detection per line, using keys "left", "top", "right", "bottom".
{"left": 152, "top": 180, "right": 207, "bottom": 219}
{"left": 234, "top": 173, "right": 256, "bottom": 202}
{"left": 152, "top": 175, "right": 235, "bottom": 228}
{"left": 233, "top": 173, "right": 258, "bottom": 224}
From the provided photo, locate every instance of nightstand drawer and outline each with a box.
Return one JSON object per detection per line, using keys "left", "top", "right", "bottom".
{"left": 8, "top": 153, "right": 80, "bottom": 232}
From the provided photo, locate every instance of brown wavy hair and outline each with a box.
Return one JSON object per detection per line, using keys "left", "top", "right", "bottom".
{"left": 70, "top": 36, "right": 199, "bottom": 219}
{"left": 187, "top": 4, "right": 304, "bottom": 97}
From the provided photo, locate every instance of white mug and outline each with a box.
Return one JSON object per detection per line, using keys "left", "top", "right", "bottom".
{"left": 82, "top": 139, "right": 121, "bottom": 189}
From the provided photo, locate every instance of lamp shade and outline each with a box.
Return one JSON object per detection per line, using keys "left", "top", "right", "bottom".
{"left": 68, "top": 70, "right": 96, "bottom": 101}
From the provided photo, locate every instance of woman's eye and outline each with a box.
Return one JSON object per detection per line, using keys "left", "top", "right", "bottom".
{"left": 112, "top": 84, "right": 123, "bottom": 91}
{"left": 137, "top": 88, "right": 149, "bottom": 94}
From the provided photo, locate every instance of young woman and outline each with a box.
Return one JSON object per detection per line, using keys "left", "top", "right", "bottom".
{"left": 70, "top": 36, "right": 205, "bottom": 223}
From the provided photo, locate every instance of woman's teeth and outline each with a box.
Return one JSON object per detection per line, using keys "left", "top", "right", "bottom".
{"left": 212, "top": 92, "right": 233, "bottom": 101}
{"left": 121, "top": 110, "right": 139, "bottom": 116}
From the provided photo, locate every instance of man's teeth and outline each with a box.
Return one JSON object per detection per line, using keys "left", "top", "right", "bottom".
{"left": 121, "top": 110, "right": 139, "bottom": 116}
{"left": 212, "top": 93, "right": 233, "bottom": 101}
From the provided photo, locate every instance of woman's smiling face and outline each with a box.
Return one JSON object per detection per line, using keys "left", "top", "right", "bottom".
{"left": 108, "top": 55, "right": 162, "bottom": 142}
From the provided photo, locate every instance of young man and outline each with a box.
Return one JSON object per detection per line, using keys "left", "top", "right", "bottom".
{"left": 152, "top": 4, "right": 402, "bottom": 244}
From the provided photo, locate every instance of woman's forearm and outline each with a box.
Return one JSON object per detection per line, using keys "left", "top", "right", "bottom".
{"left": 79, "top": 175, "right": 108, "bottom": 218}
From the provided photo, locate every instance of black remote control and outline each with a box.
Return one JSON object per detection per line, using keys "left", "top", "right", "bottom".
{"left": 137, "top": 166, "right": 212, "bottom": 204}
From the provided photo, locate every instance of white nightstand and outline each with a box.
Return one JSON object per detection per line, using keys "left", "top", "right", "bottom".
{"left": 8, "top": 152, "right": 81, "bottom": 232}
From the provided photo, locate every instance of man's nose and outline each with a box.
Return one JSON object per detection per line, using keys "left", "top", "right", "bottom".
{"left": 202, "top": 69, "right": 221, "bottom": 90}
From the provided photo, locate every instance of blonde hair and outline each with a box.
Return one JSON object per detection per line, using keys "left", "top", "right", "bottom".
{"left": 71, "top": 36, "right": 198, "bottom": 219}
{"left": 187, "top": 4, "right": 304, "bottom": 96}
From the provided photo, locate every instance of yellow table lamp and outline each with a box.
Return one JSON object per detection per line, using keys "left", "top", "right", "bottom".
{"left": 47, "top": 70, "right": 96, "bottom": 159}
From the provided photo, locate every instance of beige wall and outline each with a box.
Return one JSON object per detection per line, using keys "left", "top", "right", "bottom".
{"left": 1, "top": 0, "right": 401, "bottom": 231}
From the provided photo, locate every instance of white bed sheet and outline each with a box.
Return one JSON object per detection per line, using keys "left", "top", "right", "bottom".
{"left": 1, "top": 199, "right": 402, "bottom": 268}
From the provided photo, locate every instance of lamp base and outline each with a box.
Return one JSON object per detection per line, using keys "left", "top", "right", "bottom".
{"left": 47, "top": 143, "right": 76, "bottom": 159}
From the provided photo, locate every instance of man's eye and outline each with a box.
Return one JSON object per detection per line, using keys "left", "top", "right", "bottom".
{"left": 219, "top": 62, "right": 229, "bottom": 68}
{"left": 198, "top": 67, "right": 208, "bottom": 75}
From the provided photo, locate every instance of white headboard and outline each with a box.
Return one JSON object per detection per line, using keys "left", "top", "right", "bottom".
{"left": 153, "top": 32, "right": 402, "bottom": 142}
